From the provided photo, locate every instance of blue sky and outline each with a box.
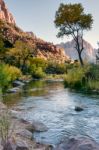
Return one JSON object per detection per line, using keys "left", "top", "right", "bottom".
{"left": 5, "top": 0, "right": 99, "bottom": 48}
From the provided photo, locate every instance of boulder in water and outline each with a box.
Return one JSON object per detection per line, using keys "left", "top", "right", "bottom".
{"left": 26, "top": 120, "right": 48, "bottom": 132}
{"left": 75, "top": 106, "right": 84, "bottom": 112}
{"left": 13, "top": 80, "right": 25, "bottom": 87}
{"left": 7, "top": 87, "right": 20, "bottom": 93}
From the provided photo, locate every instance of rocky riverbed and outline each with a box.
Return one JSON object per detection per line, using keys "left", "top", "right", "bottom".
{"left": 0, "top": 102, "right": 52, "bottom": 150}
{"left": 1, "top": 101, "right": 99, "bottom": 150}
{"left": 1, "top": 80, "right": 99, "bottom": 150}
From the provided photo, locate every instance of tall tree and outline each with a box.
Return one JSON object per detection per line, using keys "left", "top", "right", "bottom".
{"left": 54, "top": 3, "right": 93, "bottom": 66}
{"left": 6, "top": 41, "right": 36, "bottom": 73}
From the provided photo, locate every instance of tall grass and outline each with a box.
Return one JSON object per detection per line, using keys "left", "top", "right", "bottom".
{"left": 87, "top": 80, "right": 99, "bottom": 91}
{"left": 64, "top": 64, "right": 99, "bottom": 92}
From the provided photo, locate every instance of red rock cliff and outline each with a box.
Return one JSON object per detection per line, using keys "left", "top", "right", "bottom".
{"left": 0, "top": 0, "right": 15, "bottom": 24}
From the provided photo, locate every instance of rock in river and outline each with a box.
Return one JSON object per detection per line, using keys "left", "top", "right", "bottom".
{"left": 7, "top": 87, "right": 20, "bottom": 93}
{"left": 55, "top": 136, "right": 99, "bottom": 150}
{"left": 26, "top": 120, "right": 48, "bottom": 132}
{"left": 75, "top": 106, "right": 84, "bottom": 112}
{"left": 13, "top": 80, "right": 25, "bottom": 87}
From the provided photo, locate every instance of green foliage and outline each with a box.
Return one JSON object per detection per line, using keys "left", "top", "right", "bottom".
{"left": 64, "top": 64, "right": 99, "bottom": 91}
{"left": 27, "top": 58, "right": 47, "bottom": 79}
{"left": 29, "top": 64, "right": 46, "bottom": 79}
{"left": 88, "top": 64, "right": 99, "bottom": 80}
{"left": 54, "top": 3, "right": 93, "bottom": 32}
{"left": 87, "top": 80, "right": 99, "bottom": 91}
{"left": 6, "top": 40, "right": 36, "bottom": 73}
{"left": 29, "top": 58, "right": 47, "bottom": 71}
{"left": 46, "top": 62, "right": 67, "bottom": 74}
{"left": 0, "top": 35, "right": 5, "bottom": 61}
{"left": 64, "top": 66, "right": 87, "bottom": 89}
{"left": 0, "top": 64, "right": 22, "bottom": 91}
{"left": 54, "top": 3, "right": 93, "bottom": 66}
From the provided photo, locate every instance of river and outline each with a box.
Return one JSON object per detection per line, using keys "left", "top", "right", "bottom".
{"left": 2, "top": 80, "right": 99, "bottom": 146}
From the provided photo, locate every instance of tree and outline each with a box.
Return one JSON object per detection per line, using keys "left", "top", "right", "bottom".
{"left": 6, "top": 41, "right": 36, "bottom": 73}
{"left": 54, "top": 3, "right": 93, "bottom": 66}
{"left": 0, "top": 34, "right": 5, "bottom": 62}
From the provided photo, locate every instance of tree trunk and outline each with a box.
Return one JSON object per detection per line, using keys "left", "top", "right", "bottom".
{"left": 78, "top": 52, "right": 84, "bottom": 66}
{"left": 75, "top": 35, "right": 84, "bottom": 66}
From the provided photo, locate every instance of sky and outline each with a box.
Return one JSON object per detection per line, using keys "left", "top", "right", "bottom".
{"left": 4, "top": 0, "right": 99, "bottom": 48}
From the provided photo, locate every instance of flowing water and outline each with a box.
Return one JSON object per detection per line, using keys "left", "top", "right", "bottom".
{"left": 2, "top": 80, "right": 99, "bottom": 146}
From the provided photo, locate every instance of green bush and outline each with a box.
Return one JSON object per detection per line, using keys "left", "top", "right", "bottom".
{"left": 46, "top": 62, "right": 67, "bottom": 74}
{"left": 87, "top": 80, "right": 99, "bottom": 90}
{"left": 29, "top": 58, "right": 48, "bottom": 72}
{"left": 64, "top": 66, "right": 90, "bottom": 89}
{"left": 0, "top": 64, "right": 22, "bottom": 91}
{"left": 29, "top": 64, "right": 46, "bottom": 79}
{"left": 64, "top": 64, "right": 99, "bottom": 91}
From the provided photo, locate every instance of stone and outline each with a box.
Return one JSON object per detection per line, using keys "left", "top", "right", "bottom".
{"left": 7, "top": 87, "right": 20, "bottom": 93}
{"left": 13, "top": 80, "right": 25, "bottom": 87}
{"left": 15, "top": 139, "right": 29, "bottom": 150}
{"left": 55, "top": 137, "right": 99, "bottom": 150}
{"left": 20, "top": 118, "right": 30, "bottom": 125}
{"left": 3, "top": 138, "right": 29, "bottom": 150}
{"left": 75, "top": 106, "right": 84, "bottom": 112}
{"left": 16, "top": 129, "right": 32, "bottom": 139}
{"left": 0, "top": 102, "right": 6, "bottom": 110}
{"left": 26, "top": 120, "right": 48, "bottom": 132}
{"left": 0, "top": 0, "right": 16, "bottom": 24}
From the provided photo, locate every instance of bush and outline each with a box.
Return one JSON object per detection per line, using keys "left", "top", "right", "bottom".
{"left": 29, "top": 58, "right": 48, "bottom": 72}
{"left": 46, "top": 62, "right": 67, "bottom": 74}
{"left": 30, "top": 64, "right": 46, "bottom": 79}
{"left": 64, "top": 66, "right": 90, "bottom": 89}
{"left": 87, "top": 80, "right": 99, "bottom": 90}
{"left": 64, "top": 64, "right": 99, "bottom": 91}
{"left": 0, "top": 64, "right": 22, "bottom": 91}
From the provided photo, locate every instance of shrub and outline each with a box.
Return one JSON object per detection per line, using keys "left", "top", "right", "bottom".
{"left": 64, "top": 64, "right": 99, "bottom": 91}
{"left": 64, "top": 66, "right": 90, "bottom": 89}
{"left": 46, "top": 62, "right": 67, "bottom": 74}
{"left": 0, "top": 64, "right": 22, "bottom": 91}
{"left": 30, "top": 64, "right": 46, "bottom": 79}
{"left": 29, "top": 58, "right": 48, "bottom": 72}
{"left": 87, "top": 80, "right": 99, "bottom": 90}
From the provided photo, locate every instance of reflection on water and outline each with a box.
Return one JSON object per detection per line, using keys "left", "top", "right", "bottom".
{"left": 2, "top": 80, "right": 99, "bottom": 145}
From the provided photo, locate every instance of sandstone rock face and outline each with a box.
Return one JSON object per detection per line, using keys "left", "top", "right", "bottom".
{"left": 0, "top": 1, "right": 70, "bottom": 63}
{"left": 57, "top": 39, "right": 96, "bottom": 63}
{"left": 0, "top": 0, "right": 15, "bottom": 24}
{"left": 0, "top": 21, "right": 69, "bottom": 63}
{"left": 55, "top": 137, "right": 99, "bottom": 150}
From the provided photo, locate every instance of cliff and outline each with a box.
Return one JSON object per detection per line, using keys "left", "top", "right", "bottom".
{"left": 0, "top": 0, "right": 15, "bottom": 24}
{"left": 0, "top": 0, "right": 69, "bottom": 63}
{"left": 57, "top": 39, "right": 96, "bottom": 63}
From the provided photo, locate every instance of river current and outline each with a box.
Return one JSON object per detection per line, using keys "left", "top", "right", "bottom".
{"left": 3, "top": 80, "right": 99, "bottom": 146}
